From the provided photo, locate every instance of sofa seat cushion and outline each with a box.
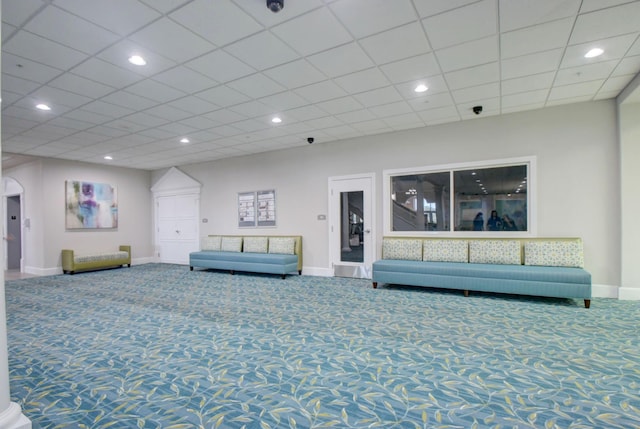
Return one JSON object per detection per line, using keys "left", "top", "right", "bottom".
{"left": 74, "top": 251, "right": 129, "bottom": 264}
{"left": 190, "top": 251, "right": 297, "bottom": 265}
{"left": 372, "top": 260, "right": 591, "bottom": 285}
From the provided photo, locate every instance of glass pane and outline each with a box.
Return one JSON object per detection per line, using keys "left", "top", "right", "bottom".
{"left": 391, "top": 172, "right": 450, "bottom": 231}
{"left": 341, "top": 191, "right": 364, "bottom": 262}
{"left": 453, "top": 165, "right": 527, "bottom": 232}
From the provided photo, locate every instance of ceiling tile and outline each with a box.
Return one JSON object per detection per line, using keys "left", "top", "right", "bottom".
{"left": 80, "top": 100, "right": 135, "bottom": 118}
{"left": 25, "top": 6, "right": 119, "bottom": 55}
{"left": 561, "top": 34, "right": 637, "bottom": 69}
{"left": 54, "top": 0, "right": 161, "bottom": 36}
{"left": 259, "top": 91, "right": 310, "bottom": 111}
{"left": 571, "top": 1, "right": 640, "bottom": 44}
{"left": 168, "top": 96, "right": 219, "bottom": 115}
{"left": 413, "top": 0, "right": 478, "bottom": 18}
{"left": 263, "top": 60, "right": 326, "bottom": 89}
{"left": 330, "top": 0, "right": 417, "bottom": 38}
{"left": 152, "top": 66, "right": 218, "bottom": 94}
{"left": 185, "top": 49, "right": 256, "bottom": 83}
{"left": 501, "top": 72, "right": 555, "bottom": 95}
{"left": 613, "top": 55, "right": 640, "bottom": 76}
{"left": 501, "top": 49, "right": 563, "bottom": 79}
{"left": 554, "top": 60, "right": 618, "bottom": 86}
{"left": 195, "top": 85, "right": 251, "bottom": 107}
{"left": 235, "top": 0, "right": 324, "bottom": 27}
{"left": 1, "top": 74, "right": 42, "bottom": 96}
{"left": 334, "top": 68, "right": 391, "bottom": 94}
{"left": 224, "top": 31, "right": 299, "bottom": 70}
{"left": 129, "top": 17, "right": 215, "bottom": 63}
{"left": 48, "top": 73, "right": 115, "bottom": 99}
{"left": 499, "top": 0, "right": 580, "bottom": 32}
{"left": 285, "top": 105, "right": 328, "bottom": 121}
{"left": 3, "top": 31, "right": 86, "bottom": 71}
{"left": 2, "top": 52, "right": 62, "bottom": 84}
{"left": 445, "top": 62, "right": 499, "bottom": 90}
{"left": 394, "top": 75, "right": 449, "bottom": 100}
{"left": 423, "top": 1, "right": 496, "bottom": 49}
{"left": 125, "top": 79, "right": 186, "bottom": 103}
{"left": 97, "top": 40, "right": 178, "bottom": 77}
{"left": 452, "top": 82, "right": 500, "bottom": 103}
{"left": 307, "top": 43, "right": 374, "bottom": 78}
{"left": 228, "top": 101, "right": 275, "bottom": 118}
{"left": 226, "top": 74, "right": 286, "bottom": 99}
{"left": 335, "top": 109, "right": 377, "bottom": 124}
{"left": 144, "top": 104, "right": 194, "bottom": 122}
{"left": 315, "top": 96, "right": 364, "bottom": 115}
{"left": 2, "top": 0, "right": 46, "bottom": 27}
{"left": 31, "top": 86, "right": 92, "bottom": 109}
{"left": 295, "top": 80, "right": 348, "bottom": 103}
{"left": 599, "top": 74, "right": 636, "bottom": 93}
{"left": 369, "top": 101, "right": 413, "bottom": 118}
{"left": 203, "top": 109, "right": 247, "bottom": 124}
{"left": 2, "top": 23, "right": 18, "bottom": 42}
{"left": 408, "top": 91, "right": 455, "bottom": 111}
{"left": 360, "top": 23, "right": 431, "bottom": 64}
{"left": 123, "top": 112, "right": 170, "bottom": 128}
{"left": 71, "top": 58, "right": 145, "bottom": 88}
{"left": 380, "top": 53, "right": 441, "bottom": 84}
{"left": 271, "top": 8, "right": 353, "bottom": 56}
{"left": 354, "top": 86, "right": 403, "bottom": 107}
{"left": 548, "top": 80, "right": 604, "bottom": 100}
{"left": 501, "top": 89, "right": 549, "bottom": 109}
{"left": 101, "top": 90, "right": 158, "bottom": 111}
{"left": 501, "top": 19, "right": 573, "bottom": 59}
{"left": 170, "top": 0, "right": 262, "bottom": 47}
{"left": 436, "top": 36, "right": 498, "bottom": 72}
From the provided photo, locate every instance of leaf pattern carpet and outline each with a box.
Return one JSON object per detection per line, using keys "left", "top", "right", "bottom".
{"left": 6, "top": 263, "right": 640, "bottom": 428}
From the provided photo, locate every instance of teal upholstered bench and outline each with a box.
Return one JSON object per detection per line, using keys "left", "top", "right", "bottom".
{"left": 372, "top": 238, "right": 591, "bottom": 308}
{"left": 189, "top": 235, "right": 302, "bottom": 279}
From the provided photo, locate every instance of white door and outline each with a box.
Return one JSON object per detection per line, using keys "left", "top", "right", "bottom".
{"left": 156, "top": 194, "right": 199, "bottom": 264}
{"left": 329, "top": 174, "right": 375, "bottom": 278}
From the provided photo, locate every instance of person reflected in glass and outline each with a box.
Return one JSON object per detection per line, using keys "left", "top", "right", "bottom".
{"left": 502, "top": 214, "right": 517, "bottom": 231}
{"left": 487, "top": 210, "right": 503, "bottom": 231}
{"left": 473, "top": 212, "right": 484, "bottom": 231}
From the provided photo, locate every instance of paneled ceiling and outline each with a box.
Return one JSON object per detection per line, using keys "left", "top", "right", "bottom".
{"left": 2, "top": 0, "right": 640, "bottom": 171}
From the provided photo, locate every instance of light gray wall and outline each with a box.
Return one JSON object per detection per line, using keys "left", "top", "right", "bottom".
{"left": 4, "top": 158, "right": 153, "bottom": 273}
{"left": 175, "top": 100, "right": 620, "bottom": 288}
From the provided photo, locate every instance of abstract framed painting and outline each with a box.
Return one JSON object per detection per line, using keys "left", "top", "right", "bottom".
{"left": 65, "top": 180, "right": 118, "bottom": 229}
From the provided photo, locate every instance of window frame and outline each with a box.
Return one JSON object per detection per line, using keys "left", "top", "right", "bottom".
{"left": 383, "top": 156, "right": 537, "bottom": 237}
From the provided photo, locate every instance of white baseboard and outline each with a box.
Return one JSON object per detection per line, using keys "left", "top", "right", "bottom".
{"left": 301, "top": 266, "right": 333, "bottom": 277}
{"left": 618, "top": 286, "right": 640, "bottom": 300}
{"left": 132, "top": 257, "right": 155, "bottom": 265}
{"left": 25, "top": 266, "right": 60, "bottom": 276}
{"left": 592, "top": 283, "right": 619, "bottom": 299}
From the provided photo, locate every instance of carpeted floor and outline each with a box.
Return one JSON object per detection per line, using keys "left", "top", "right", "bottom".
{"left": 6, "top": 263, "right": 640, "bottom": 428}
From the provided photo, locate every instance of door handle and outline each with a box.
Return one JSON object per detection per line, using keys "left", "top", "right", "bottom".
{"left": 364, "top": 229, "right": 371, "bottom": 234}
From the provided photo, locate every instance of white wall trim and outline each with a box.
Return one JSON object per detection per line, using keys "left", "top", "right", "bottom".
{"left": 302, "top": 266, "right": 333, "bottom": 277}
{"left": 618, "top": 286, "right": 640, "bottom": 301}
{"left": 592, "top": 283, "right": 619, "bottom": 299}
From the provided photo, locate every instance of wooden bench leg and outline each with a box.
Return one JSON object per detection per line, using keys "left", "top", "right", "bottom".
{"left": 464, "top": 290, "right": 469, "bottom": 297}
{"left": 584, "top": 299, "right": 591, "bottom": 309}
{"left": 372, "top": 282, "right": 377, "bottom": 289}
{"left": 281, "top": 274, "right": 286, "bottom": 279}
{"left": 190, "top": 266, "right": 193, "bottom": 271}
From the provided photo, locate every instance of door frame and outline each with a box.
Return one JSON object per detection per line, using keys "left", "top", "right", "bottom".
{"left": 328, "top": 173, "right": 376, "bottom": 278}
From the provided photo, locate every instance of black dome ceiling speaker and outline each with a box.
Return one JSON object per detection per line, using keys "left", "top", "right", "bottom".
{"left": 267, "top": 0, "right": 284, "bottom": 13}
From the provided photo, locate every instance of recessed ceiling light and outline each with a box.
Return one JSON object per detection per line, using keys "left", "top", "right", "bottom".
{"left": 128, "top": 55, "right": 146, "bottom": 66}
{"left": 271, "top": 116, "right": 282, "bottom": 124}
{"left": 104, "top": 155, "right": 113, "bottom": 160}
{"left": 180, "top": 138, "right": 190, "bottom": 144}
{"left": 35, "top": 103, "right": 51, "bottom": 111}
{"left": 584, "top": 48, "right": 604, "bottom": 58}
{"left": 414, "top": 84, "right": 428, "bottom": 93}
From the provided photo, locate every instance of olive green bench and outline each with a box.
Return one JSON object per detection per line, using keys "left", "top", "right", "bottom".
{"left": 62, "top": 245, "right": 131, "bottom": 274}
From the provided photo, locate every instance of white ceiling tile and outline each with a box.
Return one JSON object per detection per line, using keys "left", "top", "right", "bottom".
{"left": 170, "top": 0, "right": 262, "bottom": 47}
{"left": 101, "top": 90, "right": 158, "bottom": 111}
{"left": 54, "top": 0, "right": 161, "bottom": 36}
{"left": 334, "top": 68, "right": 391, "bottom": 94}
{"left": 226, "top": 74, "right": 286, "bottom": 99}
{"left": 80, "top": 100, "right": 135, "bottom": 118}
{"left": 185, "top": 50, "right": 256, "bottom": 83}
{"left": 63, "top": 109, "right": 114, "bottom": 125}
{"left": 123, "top": 112, "right": 170, "bottom": 128}
{"left": 259, "top": 92, "right": 309, "bottom": 111}
{"left": 178, "top": 117, "right": 220, "bottom": 131}
{"left": 144, "top": 104, "right": 194, "bottom": 122}
{"left": 203, "top": 109, "right": 247, "bottom": 124}
{"left": 330, "top": 0, "right": 417, "bottom": 39}
{"left": 168, "top": 96, "right": 219, "bottom": 115}
{"left": 502, "top": 72, "right": 555, "bottom": 95}
{"left": 501, "top": 49, "right": 563, "bottom": 79}
{"left": 599, "top": 74, "right": 636, "bottom": 93}
{"left": 354, "top": 86, "right": 403, "bottom": 107}
{"left": 580, "top": 0, "right": 634, "bottom": 13}
{"left": 304, "top": 116, "right": 344, "bottom": 129}
{"left": 501, "top": 19, "right": 573, "bottom": 59}
{"left": 196, "top": 85, "right": 251, "bottom": 107}
{"left": 208, "top": 125, "right": 244, "bottom": 137}
{"left": 499, "top": 0, "right": 580, "bottom": 32}
{"left": 71, "top": 58, "right": 145, "bottom": 88}
{"left": 360, "top": 23, "right": 431, "bottom": 64}
{"left": 271, "top": 8, "right": 353, "bottom": 56}
{"left": 263, "top": 60, "right": 326, "bottom": 89}
{"left": 369, "top": 101, "right": 413, "bottom": 118}
{"left": 126, "top": 79, "right": 186, "bottom": 103}
{"left": 2, "top": 74, "right": 42, "bottom": 96}
{"left": 413, "top": 0, "right": 479, "bottom": 18}
{"left": 424, "top": 1, "right": 496, "bottom": 49}
{"left": 561, "top": 34, "right": 637, "bottom": 69}
{"left": 613, "top": 56, "right": 640, "bottom": 76}
{"left": 335, "top": 109, "right": 377, "bottom": 124}
{"left": 31, "top": 86, "right": 92, "bottom": 109}
{"left": 129, "top": 18, "right": 215, "bottom": 63}
{"left": 445, "top": 63, "right": 499, "bottom": 90}
{"left": 436, "top": 36, "right": 498, "bottom": 72}
{"left": 152, "top": 66, "right": 218, "bottom": 94}
{"left": 3, "top": 31, "right": 86, "bottom": 71}
{"left": 315, "top": 96, "right": 364, "bottom": 115}
{"left": 228, "top": 101, "right": 275, "bottom": 118}
{"left": 224, "top": 31, "right": 299, "bottom": 70}
{"left": 2, "top": 53, "right": 62, "bottom": 84}
{"left": 452, "top": 82, "right": 500, "bottom": 103}
{"left": 295, "top": 81, "right": 348, "bottom": 103}
{"left": 236, "top": 0, "right": 324, "bottom": 27}
{"left": 380, "top": 53, "right": 441, "bottom": 84}
{"left": 229, "top": 119, "right": 268, "bottom": 133}
{"left": 395, "top": 75, "right": 449, "bottom": 100}
{"left": 25, "top": 6, "right": 119, "bottom": 55}
{"left": 97, "top": 40, "right": 177, "bottom": 77}
{"left": 571, "top": 2, "right": 640, "bottom": 44}
{"left": 48, "top": 116, "right": 94, "bottom": 131}
{"left": 307, "top": 43, "right": 374, "bottom": 78}
{"left": 548, "top": 80, "right": 605, "bottom": 100}
{"left": 555, "top": 60, "right": 618, "bottom": 86}
{"left": 501, "top": 89, "right": 549, "bottom": 109}
{"left": 48, "top": 73, "right": 115, "bottom": 99}
{"left": 2, "top": 23, "right": 18, "bottom": 42}
{"left": 2, "top": 0, "right": 45, "bottom": 27}
{"left": 157, "top": 122, "right": 199, "bottom": 136}
{"left": 383, "top": 113, "right": 424, "bottom": 129}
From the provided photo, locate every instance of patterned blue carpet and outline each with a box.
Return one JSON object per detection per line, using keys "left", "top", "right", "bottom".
{"left": 6, "top": 263, "right": 640, "bottom": 428}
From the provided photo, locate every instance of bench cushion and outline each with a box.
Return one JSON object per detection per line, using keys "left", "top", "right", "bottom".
{"left": 268, "top": 237, "right": 295, "bottom": 254}
{"left": 383, "top": 238, "right": 422, "bottom": 261}
{"left": 469, "top": 240, "right": 521, "bottom": 265}
{"left": 221, "top": 236, "right": 242, "bottom": 252}
{"left": 244, "top": 236, "right": 268, "bottom": 253}
{"left": 525, "top": 240, "right": 584, "bottom": 268}
{"left": 423, "top": 239, "right": 467, "bottom": 263}
{"left": 201, "top": 235, "right": 222, "bottom": 251}
{"left": 74, "top": 251, "right": 129, "bottom": 264}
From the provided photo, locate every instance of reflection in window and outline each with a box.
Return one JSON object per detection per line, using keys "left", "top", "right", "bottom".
{"left": 454, "top": 165, "right": 527, "bottom": 232}
{"left": 391, "top": 172, "right": 450, "bottom": 231}
{"left": 389, "top": 162, "right": 529, "bottom": 233}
